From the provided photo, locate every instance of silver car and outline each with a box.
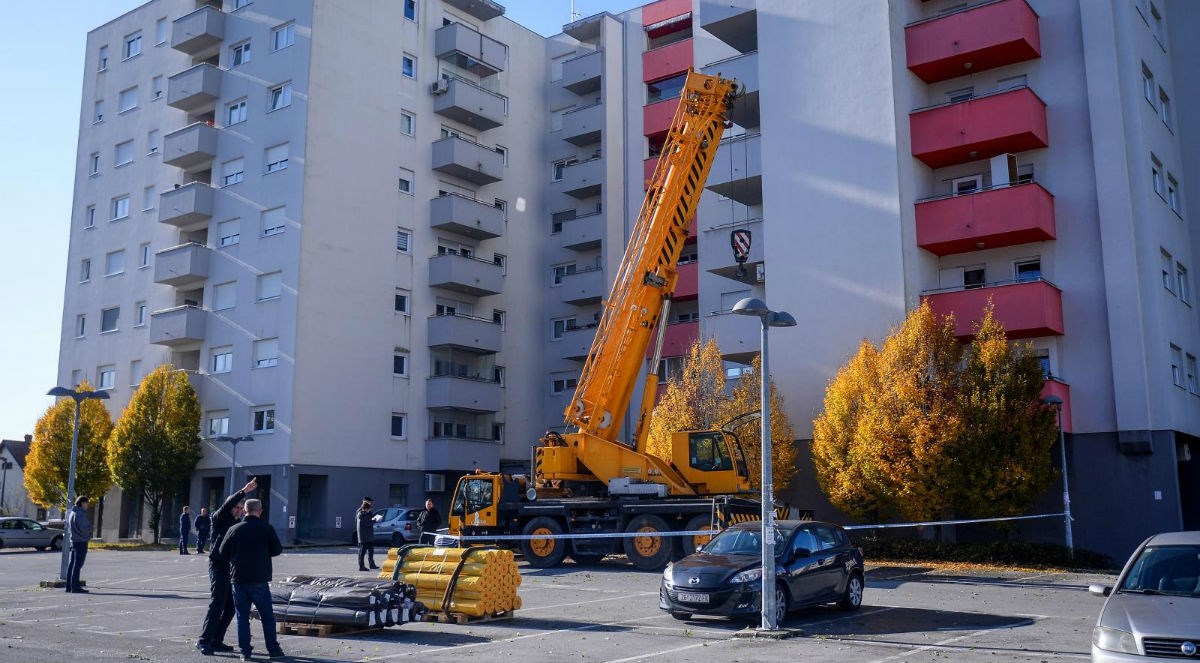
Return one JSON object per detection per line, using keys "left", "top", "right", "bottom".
{"left": 0, "top": 517, "right": 65, "bottom": 551}
{"left": 1089, "top": 531, "right": 1200, "bottom": 662}
{"left": 372, "top": 507, "right": 422, "bottom": 546}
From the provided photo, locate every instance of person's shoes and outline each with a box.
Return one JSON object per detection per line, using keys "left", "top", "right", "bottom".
{"left": 198, "top": 643, "right": 214, "bottom": 656}
{"left": 75, "top": 588, "right": 90, "bottom": 594}
{"left": 267, "top": 647, "right": 286, "bottom": 659}
{"left": 241, "top": 652, "right": 253, "bottom": 661}
{"left": 64, "top": 588, "right": 74, "bottom": 593}
{"left": 369, "top": 564, "right": 380, "bottom": 569}
{"left": 359, "top": 567, "right": 369, "bottom": 572}
{"left": 210, "top": 642, "right": 234, "bottom": 652}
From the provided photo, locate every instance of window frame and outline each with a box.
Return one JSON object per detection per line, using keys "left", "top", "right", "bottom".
{"left": 391, "top": 413, "right": 407, "bottom": 439}
{"left": 221, "top": 158, "right": 246, "bottom": 187}
{"left": 257, "top": 271, "right": 283, "bottom": 301}
{"left": 227, "top": 99, "right": 248, "bottom": 126}
{"left": 123, "top": 31, "right": 142, "bottom": 60}
{"left": 252, "top": 407, "right": 276, "bottom": 434}
{"left": 213, "top": 281, "right": 237, "bottom": 311}
{"left": 98, "top": 365, "right": 117, "bottom": 390}
{"left": 118, "top": 86, "right": 138, "bottom": 113}
{"left": 80, "top": 258, "right": 92, "bottom": 283}
{"left": 261, "top": 207, "right": 286, "bottom": 236}
{"left": 402, "top": 54, "right": 416, "bottom": 79}
{"left": 211, "top": 347, "right": 233, "bottom": 374}
{"left": 104, "top": 249, "right": 125, "bottom": 277}
{"left": 264, "top": 143, "right": 289, "bottom": 174}
{"left": 268, "top": 82, "right": 293, "bottom": 112}
{"left": 231, "top": 40, "right": 251, "bottom": 67}
{"left": 75, "top": 314, "right": 86, "bottom": 338}
{"left": 394, "top": 289, "right": 410, "bottom": 314}
{"left": 393, "top": 352, "right": 409, "bottom": 377}
{"left": 400, "top": 110, "right": 415, "bottom": 136}
{"left": 114, "top": 140, "right": 134, "bottom": 167}
{"left": 218, "top": 219, "right": 241, "bottom": 247}
{"left": 1170, "top": 344, "right": 1185, "bottom": 388}
{"left": 139, "top": 242, "right": 151, "bottom": 268}
{"left": 396, "top": 228, "right": 411, "bottom": 253}
{"left": 207, "top": 414, "right": 230, "bottom": 437}
{"left": 271, "top": 22, "right": 295, "bottom": 52}
{"left": 155, "top": 17, "right": 168, "bottom": 45}
{"left": 100, "top": 306, "right": 120, "bottom": 333}
{"left": 253, "top": 338, "right": 279, "bottom": 368}
{"left": 135, "top": 301, "right": 147, "bottom": 326}
{"left": 404, "top": 0, "right": 417, "bottom": 22}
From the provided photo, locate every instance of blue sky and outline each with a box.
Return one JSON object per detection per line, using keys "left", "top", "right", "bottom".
{"left": 0, "top": 0, "right": 641, "bottom": 441}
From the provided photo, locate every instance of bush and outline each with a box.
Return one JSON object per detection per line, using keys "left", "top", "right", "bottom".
{"left": 852, "top": 536, "right": 1112, "bottom": 570}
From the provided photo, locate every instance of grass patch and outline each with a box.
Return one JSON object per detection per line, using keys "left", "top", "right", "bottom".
{"left": 89, "top": 542, "right": 176, "bottom": 551}
{"left": 854, "top": 537, "right": 1114, "bottom": 571}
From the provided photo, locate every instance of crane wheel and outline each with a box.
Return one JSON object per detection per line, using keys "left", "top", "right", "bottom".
{"left": 674, "top": 514, "right": 717, "bottom": 560}
{"left": 520, "top": 517, "right": 567, "bottom": 568}
{"left": 623, "top": 514, "right": 673, "bottom": 570}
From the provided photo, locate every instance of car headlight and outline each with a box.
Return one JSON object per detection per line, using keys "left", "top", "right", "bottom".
{"left": 731, "top": 568, "right": 762, "bottom": 584}
{"left": 1093, "top": 626, "right": 1138, "bottom": 655}
{"left": 662, "top": 563, "right": 674, "bottom": 586}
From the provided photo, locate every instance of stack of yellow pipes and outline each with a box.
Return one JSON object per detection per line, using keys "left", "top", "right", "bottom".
{"left": 379, "top": 546, "right": 522, "bottom": 617}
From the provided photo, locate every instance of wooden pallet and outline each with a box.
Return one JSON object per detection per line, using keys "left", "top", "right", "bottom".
{"left": 421, "top": 610, "right": 514, "bottom": 625}
{"left": 276, "top": 621, "right": 371, "bottom": 637}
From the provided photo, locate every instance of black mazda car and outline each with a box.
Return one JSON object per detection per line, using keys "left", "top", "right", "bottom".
{"left": 660, "top": 520, "right": 864, "bottom": 623}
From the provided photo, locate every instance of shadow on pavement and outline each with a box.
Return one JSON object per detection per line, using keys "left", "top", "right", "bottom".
{"left": 306, "top": 628, "right": 490, "bottom": 647}
{"left": 795, "top": 604, "right": 1034, "bottom": 636}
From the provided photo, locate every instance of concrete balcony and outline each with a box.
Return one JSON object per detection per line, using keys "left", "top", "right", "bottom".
{"left": 435, "top": 22, "right": 506, "bottom": 78}
{"left": 700, "top": 50, "right": 759, "bottom": 128}
{"left": 426, "top": 376, "right": 502, "bottom": 413}
{"left": 702, "top": 310, "right": 760, "bottom": 363}
{"left": 699, "top": 0, "right": 757, "bottom": 52}
{"left": 171, "top": 5, "right": 225, "bottom": 58}
{"left": 556, "top": 157, "right": 604, "bottom": 199}
{"left": 560, "top": 211, "right": 604, "bottom": 252}
{"left": 559, "top": 267, "right": 605, "bottom": 306}
{"left": 428, "top": 253, "right": 504, "bottom": 297}
{"left": 153, "top": 242, "right": 211, "bottom": 288}
{"left": 159, "top": 182, "right": 215, "bottom": 230}
{"left": 643, "top": 98, "right": 677, "bottom": 137}
{"left": 911, "top": 86, "right": 1048, "bottom": 169}
{"left": 562, "top": 50, "right": 602, "bottom": 95}
{"left": 162, "top": 122, "right": 218, "bottom": 170}
{"left": 906, "top": 0, "right": 1041, "bottom": 84}
{"left": 432, "top": 77, "right": 506, "bottom": 131}
{"left": 427, "top": 313, "right": 502, "bottom": 354}
{"left": 916, "top": 182, "right": 1056, "bottom": 256}
{"left": 167, "top": 63, "right": 222, "bottom": 113}
{"left": 431, "top": 136, "right": 505, "bottom": 185}
{"left": 701, "top": 218, "right": 764, "bottom": 283}
{"left": 425, "top": 438, "right": 501, "bottom": 472}
{"left": 923, "top": 278, "right": 1064, "bottom": 340}
{"left": 658, "top": 320, "right": 699, "bottom": 359}
{"left": 1040, "top": 378, "right": 1073, "bottom": 433}
{"left": 430, "top": 193, "right": 505, "bottom": 240}
{"left": 674, "top": 262, "right": 698, "bottom": 300}
{"left": 442, "top": 0, "right": 505, "bottom": 22}
{"left": 562, "top": 102, "right": 604, "bottom": 146}
{"left": 643, "top": 38, "right": 693, "bottom": 83}
{"left": 707, "top": 133, "right": 762, "bottom": 205}
{"left": 559, "top": 324, "right": 597, "bottom": 361}
{"left": 149, "top": 305, "right": 207, "bottom": 347}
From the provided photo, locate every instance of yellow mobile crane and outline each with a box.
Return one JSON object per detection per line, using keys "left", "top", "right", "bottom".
{"left": 448, "top": 71, "right": 763, "bottom": 570}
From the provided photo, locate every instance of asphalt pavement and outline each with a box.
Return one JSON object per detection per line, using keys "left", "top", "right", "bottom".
{"left": 0, "top": 546, "right": 1113, "bottom": 662}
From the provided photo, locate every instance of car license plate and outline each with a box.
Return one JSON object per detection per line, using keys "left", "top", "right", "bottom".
{"left": 677, "top": 592, "right": 709, "bottom": 603}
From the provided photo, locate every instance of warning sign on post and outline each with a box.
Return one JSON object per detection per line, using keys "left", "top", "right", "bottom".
{"left": 335, "top": 516, "right": 343, "bottom": 529}
{"left": 288, "top": 515, "right": 296, "bottom": 529}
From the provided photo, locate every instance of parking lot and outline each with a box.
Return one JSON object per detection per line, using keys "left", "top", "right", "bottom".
{"left": 0, "top": 546, "right": 1111, "bottom": 662}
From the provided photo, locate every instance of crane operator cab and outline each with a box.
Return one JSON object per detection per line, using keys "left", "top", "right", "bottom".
{"left": 670, "top": 429, "right": 751, "bottom": 495}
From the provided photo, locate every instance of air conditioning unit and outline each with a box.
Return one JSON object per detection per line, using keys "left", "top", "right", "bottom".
{"left": 756, "top": 263, "right": 765, "bottom": 283}
{"left": 424, "top": 473, "right": 445, "bottom": 492}
{"left": 430, "top": 79, "right": 450, "bottom": 95}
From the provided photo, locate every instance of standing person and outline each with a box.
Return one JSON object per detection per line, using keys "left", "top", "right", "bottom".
{"left": 65, "top": 495, "right": 92, "bottom": 594}
{"left": 355, "top": 499, "right": 377, "bottom": 571}
{"left": 219, "top": 498, "right": 284, "bottom": 661}
{"left": 194, "top": 507, "right": 211, "bottom": 554}
{"left": 179, "top": 506, "right": 193, "bottom": 555}
{"left": 196, "top": 478, "right": 256, "bottom": 656}
{"left": 417, "top": 498, "right": 441, "bottom": 544}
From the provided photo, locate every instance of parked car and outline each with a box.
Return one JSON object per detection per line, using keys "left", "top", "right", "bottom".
{"left": 0, "top": 517, "right": 65, "bottom": 551}
{"left": 372, "top": 506, "right": 423, "bottom": 546}
{"left": 660, "top": 520, "right": 864, "bottom": 623}
{"left": 1089, "top": 530, "right": 1200, "bottom": 662}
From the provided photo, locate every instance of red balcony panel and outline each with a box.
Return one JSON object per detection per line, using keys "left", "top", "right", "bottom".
{"left": 910, "top": 87, "right": 1048, "bottom": 169}
{"left": 643, "top": 156, "right": 660, "bottom": 189}
{"left": 643, "top": 98, "right": 677, "bottom": 137}
{"left": 687, "top": 216, "right": 697, "bottom": 240}
{"left": 916, "top": 183, "right": 1055, "bottom": 256}
{"left": 1040, "top": 378, "right": 1073, "bottom": 433}
{"left": 643, "top": 38, "right": 694, "bottom": 83}
{"left": 906, "top": 0, "right": 1041, "bottom": 84}
{"left": 643, "top": 0, "right": 691, "bottom": 26}
{"left": 923, "top": 279, "right": 1064, "bottom": 340}
{"left": 653, "top": 320, "right": 700, "bottom": 359}
{"left": 675, "top": 262, "right": 698, "bottom": 300}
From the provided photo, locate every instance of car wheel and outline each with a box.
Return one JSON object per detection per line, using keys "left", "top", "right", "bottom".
{"left": 622, "top": 514, "right": 673, "bottom": 571}
{"left": 669, "top": 611, "right": 693, "bottom": 621}
{"left": 50, "top": 535, "right": 63, "bottom": 551}
{"left": 520, "top": 517, "right": 568, "bottom": 568}
{"left": 0, "top": 538, "right": 5, "bottom": 549}
{"left": 838, "top": 572, "right": 864, "bottom": 611}
{"left": 773, "top": 583, "right": 789, "bottom": 626}
{"left": 391, "top": 532, "right": 405, "bottom": 547}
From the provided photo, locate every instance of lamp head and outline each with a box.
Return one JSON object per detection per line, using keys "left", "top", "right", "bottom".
{"left": 732, "top": 297, "right": 769, "bottom": 317}
{"left": 47, "top": 386, "right": 73, "bottom": 398}
{"left": 769, "top": 311, "right": 797, "bottom": 328}
{"left": 85, "top": 390, "right": 110, "bottom": 401}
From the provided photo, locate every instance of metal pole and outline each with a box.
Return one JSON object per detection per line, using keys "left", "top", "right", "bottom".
{"left": 759, "top": 315, "right": 776, "bottom": 631}
{"left": 1, "top": 461, "right": 10, "bottom": 514}
{"left": 229, "top": 439, "right": 238, "bottom": 495}
{"left": 60, "top": 399, "right": 82, "bottom": 581}
{"left": 1058, "top": 408, "right": 1073, "bottom": 559}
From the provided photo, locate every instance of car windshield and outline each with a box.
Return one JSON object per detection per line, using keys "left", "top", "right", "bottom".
{"left": 700, "top": 526, "right": 791, "bottom": 555}
{"left": 376, "top": 508, "right": 398, "bottom": 522}
{"left": 1118, "top": 544, "right": 1200, "bottom": 596}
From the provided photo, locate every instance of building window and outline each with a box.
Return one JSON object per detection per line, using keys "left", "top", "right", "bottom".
{"left": 394, "top": 289, "right": 410, "bottom": 313}
{"left": 947, "top": 87, "right": 975, "bottom": 104}
{"left": 997, "top": 74, "right": 1027, "bottom": 91}
{"left": 1015, "top": 258, "right": 1041, "bottom": 283}
{"left": 84, "top": 205, "right": 96, "bottom": 228}
{"left": 123, "top": 32, "right": 142, "bottom": 60}
{"left": 262, "top": 207, "right": 286, "bottom": 236}
{"left": 432, "top": 419, "right": 469, "bottom": 438}
{"left": 252, "top": 407, "right": 276, "bottom": 433}
{"left": 1167, "top": 175, "right": 1181, "bottom": 214}
{"left": 265, "top": 143, "right": 289, "bottom": 173}
{"left": 98, "top": 366, "right": 116, "bottom": 390}
{"left": 552, "top": 263, "right": 576, "bottom": 285}
{"left": 211, "top": 347, "right": 233, "bottom": 374}
{"left": 1188, "top": 354, "right": 1199, "bottom": 394}
{"left": 148, "top": 129, "right": 160, "bottom": 154}
{"left": 402, "top": 54, "right": 416, "bottom": 79}
{"left": 227, "top": 99, "right": 247, "bottom": 125}
{"left": 492, "top": 309, "right": 505, "bottom": 329}
{"left": 551, "top": 377, "right": 578, "bottom": 394}
{"left": 214, "top": 281, "right": 236, "bottom": 310}
{"left": 1142, "top": 64, "right": 1155, "bottom": 106}
{"left": 398, "top": 168, "right": 414, "bottom": 194}
{"left": 1159, "top": 88, "right": 1172, "bottom": 128}
{"left": 272, "top": 23, "right": 295, "bottom": 51}
{"left": 231, "top": 41, "right": 251, "bottom": 67}
{"left": 492, "top": 423, "right": 504, "bottom": 443}
{"left": 135, "top": 301, "right": 147, "bottom": 326}
{"left": 114, "top": 140, "right": 133, "bottom": 166}
{"left": 98, "top": 45, "right": 109, "bottom": 71}
{"left": 222, "top": 158, "right": 245, "bottom": 187}
{"left": 952, "top": 174, "right": 982, "bottom": 196}
{"left": 494, "top": 253, "right": 507, "bottom": 274}
{"left": 254, "top": 338, "right": 279, "bottom": 368}
{"left": 207, "top": 414, "right": 230, "bottom": 437}
{"left": 1171, "top": 344, "right": 1185, "bottom": 387}
{"left": 1150, "top": 2, "right": 1166, "bottom": 46}
{"left": 400, "top": 110, "right": 415, "bottom": 136}
{"left": 404, "top": 0, "right": 417, "bottom": 21}
{"left": 269, "top": 83, "right": 293, "bottom": 111}
{"left": 80, "top": 258, "right": 91, "bottom": 282}
{"left": 552, "top": 159, "right": 576, "bottom": 181}
{"left": 152, "top": 76, "right": 163, "bottom": 100}
{"left": 75, "top": 315, "right": 86, "bottom": 338}
{"left": 1162, "top": 249, "right": 1175, "bottom": 292}
{"left": 139, "top": 242, "right": 151, "bottom": 267}
{"left": 105, "top": 250, "right": 125, "bottom": 276}
{"left": 963, "top": 267, "right": 986, "bottom": 290}
{"left": 129, "top": 359, "right": 142, "bottom": 386}
{"left": 218, "top": 219, "right": 240, "bottom": 247}
{"left": 234, "top": 0, "right": 251, "bottom": 9}
{"left": 647, "top": 72, "right": 687, "bottom": 103}
{"left": 391, "top": 413, "right": 407, "bottom": 439}
{"left": 494, "top": 145, "right": 507, "bottom": 164}
{"left": 155, "top": 17, "right": 168, "bottom": 45}
{"left": 142, "top": 186, "right": 155, "bottom": 211}
{"left": 493, "top": 366, "right": 505, "bottom": 385}
{"left": 552, "top": 317, "right": 577, "bottom": 340}
{"left": 89, "top": 152, "right": 100, "bottom": 175}
{"left": 1152, "top": 164, "right": 1165, "bottom": 198}
{"left": 100, "top": 307, "right": 120, "bottom": 333}
{"left": 393, "top": 352, "right": 408, "bottom": 377}
{"left": 257, "top": 271, "right": 282, "bottom": 300}
{"left": 1178, "top": 263, "right": 1190, "bottom": 304}
{"left": 118, "top": 87, "right": 138, "bottom": 113}
{"left": 93, "top": 101, "right": 104, "bottom": 124}
{"left": 396, "top": 228, "right": 411, "bottom": 252}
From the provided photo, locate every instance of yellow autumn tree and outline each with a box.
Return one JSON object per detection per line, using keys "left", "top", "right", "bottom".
{"left": 25, "top": 380, "right": 115, "bottom": 510}
{"left": 646, "top": 339, "right": 727, "bottom": 460}
{"left": 725, "top": 354, "right": 799, "bottom": 494}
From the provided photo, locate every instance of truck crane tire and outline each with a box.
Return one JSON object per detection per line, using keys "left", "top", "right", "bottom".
{"left": 675, "top": 514, "right": 718, "bottom": 560}
{"left": 622, "top": 514, "right": 673, "bottom": 570}
{"left": 520, "top": 517, "right": 568, "bottom": 568}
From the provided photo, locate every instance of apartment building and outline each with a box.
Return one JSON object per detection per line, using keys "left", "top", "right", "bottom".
{"left": 60, "top": 0, "right": 1197, "bottom": 559}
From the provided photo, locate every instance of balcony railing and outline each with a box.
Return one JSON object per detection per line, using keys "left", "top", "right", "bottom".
{"left": 431, "top": 135, "right": 505, "bottom": 185}
{"left": 559, "top": 266, "right": 605, "bottom": 305}
{"left": 428, "top": 252, "right": 504, "bottom": 296}
{"left": 562, "top": 49, "right": 602, "bottom": 95}
{"left": 1040, "top": 377, "right": 1072, "bottom": 433}
{"left": 701, "top": 310, "right": 759, "bottom": 362}
{"left": 642, "top": 38, "right": 694, "bottom": 83}
{"left": 562, "top": 102, "right": 604, "bottom": 146}
{"left": 432, "top": 75, "right": 507, "bottom": 130}
{"left": 425, "top": 437, "right": 502, "bottom": 472}
{"left": 906, "top": 0, "right": 1041, "bottom": 84}
{"left": 162, "top": 122, "right": 218, "bottom": 170}
{"left": 153, "top": 242, "right": 211, "bottom": 287}
{"left": 427, "top": 312, "right": 502, "bottom": 354}
{"left": 707, "top": 133, "right": 762, "bottom": 205}
{"left": 426, "top": 375, "right": 503, "bottom": 413}
{"left": 149, "top": 305, "right": 207, "bottom": 347}
{"left": 910, "top": 86, "right": 1048, "bottom": 169}
{"left": 916, "top": 182, "right": 1055, "bottom": 256}
{"left": 556, "top": 156, "right": 604, "bottom": 199}
{"left": 167, "top": 63, "right": 222, "bottom": 113}
{"left": 922, "top": 277, "right": 1064, "bottom": 339}
{"left": 434, "top": 22, "right": 507, "bottom": 77}
{"left": 559, "top": 210, "right": 604, "bottom": 252}
{"left": 159, "top": 181, "right": 215, "bottom": 229}
{"left": 430, "top": 192, "right": 505, "bottom": 240}
{"left": 171, "top": 5, "right": 225, "bottom": 57}
{"left": 559, "top": 324, "right": 597, "bottom": 361}
{"left": 643, "top": 98, "right": 677, "bottom": 137}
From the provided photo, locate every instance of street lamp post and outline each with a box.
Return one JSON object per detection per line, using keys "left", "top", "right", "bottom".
{"left": 46, "top": 386, "right": 110, "bottom": 583}
{"left": 1042, "top": 395, "right": 1073, "bottom": 559}
{"left": 213, "top": 435, "right": 254, "bottom": 492}
{"left": 732, "top": 297, "right": 796, "bottom": 632}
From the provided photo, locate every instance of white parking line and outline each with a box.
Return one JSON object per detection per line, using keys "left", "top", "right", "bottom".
{"left": 603, "top": 638, "right": 736, "bottom": 663}
{"left": 865, "top": 628, "right": 995, "bottom": 663}
{"left": 519, "top": 592, "right": 657, "bottom": 612}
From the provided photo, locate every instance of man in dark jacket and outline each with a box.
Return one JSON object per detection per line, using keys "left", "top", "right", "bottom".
{"left": 417, "top": 498, "right": 441, "bottom": 544}
{"left": 194, "top": 507, "right": 211, "bottom": 554}
{"left": 196, "top": 478, "right": 255, "bottom": 656}
{"left": 179, "top": 506, "right": 193, "bottom": 555}
{"left": 219, "top": 498, "right": 284, "bottom": 660}
{"left": 356, "top": 499, "right": 377, "bottom": 571}
{"left": 66, "top": 495, "right": 93, "bottom": 594}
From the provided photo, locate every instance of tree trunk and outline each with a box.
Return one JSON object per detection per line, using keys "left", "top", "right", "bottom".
{"left": 146, "top": 494, "right": 163, "bottom": 545}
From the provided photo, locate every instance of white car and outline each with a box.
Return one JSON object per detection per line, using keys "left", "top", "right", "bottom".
{"left": 0, "top": 517, "right": 65, "bottom": 551}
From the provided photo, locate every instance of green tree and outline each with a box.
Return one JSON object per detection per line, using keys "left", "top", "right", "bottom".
{"left": 725, "top": 354, "right": 799, "bottom": 496}
{"left": 108, "top": 364, "right": 202, "bottom": 543}
{"left": 25, "top": 380, "right": 115, "bottom": 511}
